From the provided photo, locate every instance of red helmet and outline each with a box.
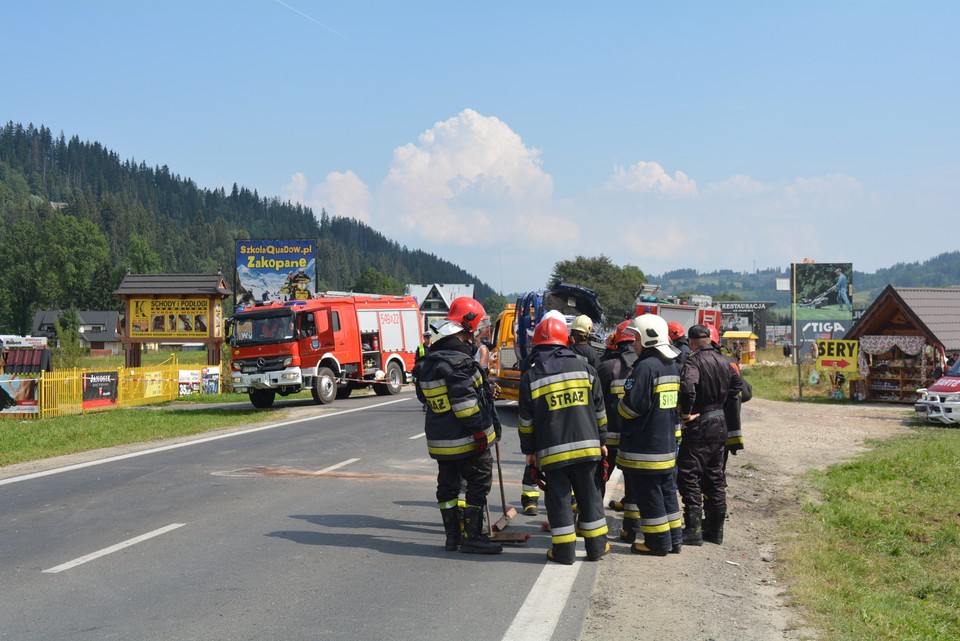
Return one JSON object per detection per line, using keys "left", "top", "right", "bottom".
{"left": 706, "top": 323, "right": 720, "bottom": 345}
{"left": 533, "top": 316, "right": 569, "bottom": 347}
{"left": 614, "top": 319, "right": 635, "bottom": 345}
{"left": 667, "top": 322, "right": 685, "bottom": 342}
{"left": 436, "top": 297, "right": 486, "bottom": 336}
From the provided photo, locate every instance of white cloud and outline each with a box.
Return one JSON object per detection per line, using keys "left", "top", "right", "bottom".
{"left": 314, "top": 171, "right": 372, "bottom": 223}
{"left": 279, "top": 110, "right": 894, "bottom": 292}
{"left": 604, "top": 161, "right": 698, "bottom": 198}
{"left": 374, "top": 108, "right": 564, "bottom": 246}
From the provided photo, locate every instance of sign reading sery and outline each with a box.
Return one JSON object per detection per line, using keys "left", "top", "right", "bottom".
{"left": 815, "top": 339, "right": 859, "bottom": 374}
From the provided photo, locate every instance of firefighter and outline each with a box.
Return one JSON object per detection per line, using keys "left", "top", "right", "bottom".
{"left": 677, "top": 324, "right": 743, "bottom": 546}
{"left": 518, "top": 315, "right": 609, "bottom": 564}
{"left": 596, "top": 319, "right": 635, "bottom": 514}
{"left": 616, "top": 314, "right": 683, "bottom": 556}
{"left": 518, "top": 310, "right": 566, "bottom": 516}
{"left": 413, "top": 297, "right": 502, "bottom": 554}
{"left": 415, "top": 332, "right": 432, "bottom": 361}
{"left": 569, "top": 314, "right": 600, "bottom": 370}
{"left": 668, "top": 322, "right": 692, "bottom": 367}
{"left": 706, "top": 323, "right": 753, "bottom": 472}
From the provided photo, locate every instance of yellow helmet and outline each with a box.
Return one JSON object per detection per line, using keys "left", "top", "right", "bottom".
{"left": 571, "top": 314, "right": 593, "bottom": 336}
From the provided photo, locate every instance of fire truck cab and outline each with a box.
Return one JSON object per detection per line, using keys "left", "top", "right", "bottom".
{"left": 228, "top": 294, "right": 422, "bottom": 408}
{"left": 634, "top": 284, "right": 722, "bottom": 331}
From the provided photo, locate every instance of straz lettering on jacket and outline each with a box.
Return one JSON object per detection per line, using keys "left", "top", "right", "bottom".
{"left": 420, "top": 358, "right": 483, "bottom": 418}
{"left": 531, "top": 373, "right": 592, "bottom": 411}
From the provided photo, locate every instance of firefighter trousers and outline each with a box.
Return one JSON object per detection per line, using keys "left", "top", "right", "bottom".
{"left": 677, "top": 439, "right": 726, "bottom": 513}
{"left": 437, "top": 450, "right": 493, "bottom": 508}
{"left": 622, "top": 470, "right": 682, "bottom": 553}
{"left": 545, "top": 461, "right": 608, "bottom": 563}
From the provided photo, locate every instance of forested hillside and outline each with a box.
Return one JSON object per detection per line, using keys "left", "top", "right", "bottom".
{"left": 0, "top": 122, "right": 496, "bottom": 334}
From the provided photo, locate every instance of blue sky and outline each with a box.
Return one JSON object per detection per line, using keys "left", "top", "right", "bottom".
{"left": 3, "top": 1, "right": 957, "bottom": 294}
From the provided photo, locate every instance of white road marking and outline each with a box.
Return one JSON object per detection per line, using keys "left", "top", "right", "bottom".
{"left": 408, "top": 432, "right": 425, "bottom": 439}
{"left": 502, "top": 557, "right": 582, "bottom": 641}
{"left": 312, "top": 458, "right": 360, "bottom": 474}
{"left": 0, "top": 398, "right": 410, "bottom": 487}
{"left": 43, "top": 523, "right": 185, "bottom": 574}
{"left": 501, "top": 461, "right": 624, "bottom": 640}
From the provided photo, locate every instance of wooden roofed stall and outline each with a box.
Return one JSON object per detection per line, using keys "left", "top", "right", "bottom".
{"left": 844, "top": 285, "right": 960, "bottom": 403}
{"left": 114, "top": 273, "right": 232, "bottom": 367}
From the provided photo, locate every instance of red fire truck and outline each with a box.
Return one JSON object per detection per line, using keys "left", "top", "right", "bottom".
{"left": 634, "top": 284, "right": 722, "bottom": 329}
{"left": 227, "top": 293, "right": 423, "bottom": 408}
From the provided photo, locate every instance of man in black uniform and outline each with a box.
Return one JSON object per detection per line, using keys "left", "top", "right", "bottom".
{"left": 668, "top": 322, "right": 692, "bottom": 367}
{"left": 596, "top": 319, "right": 635, "bottom": 513}
{"left": 617, "top": 314, "right": 683, "bottom": 556}
{"left": 677, "top": 324, "right": 742, "bottom": 546}
{"left": 569, "top": 314, "right": 600, "bottom": 371}
{"left": 519, "top": 315, "right": 608, "bottom": 564}
{"left": 414, "top": 297, "right": 502, "bottom": 554}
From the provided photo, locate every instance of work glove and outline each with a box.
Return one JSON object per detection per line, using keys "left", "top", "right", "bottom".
{"left": 530, "top": 465, "right": 547, "bottom": 491}
{"left": 595, "top": 458, "right": 609, "bottom": 484}
{"left": 474, "top": 431, "right": 489, "bottom": 452}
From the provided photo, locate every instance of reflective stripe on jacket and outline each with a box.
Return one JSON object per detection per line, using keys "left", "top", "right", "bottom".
{"left": 518, "top": 348, "right": 607, "bottom": 472}
{"left": 616, "top": 352, "right": 680, "bottom": 474}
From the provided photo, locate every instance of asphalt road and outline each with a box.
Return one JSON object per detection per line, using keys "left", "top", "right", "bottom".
{"left": 0, "top": 392, "right": 598, "bottom": 641}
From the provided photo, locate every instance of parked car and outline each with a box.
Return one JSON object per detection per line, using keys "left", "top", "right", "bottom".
{"left": 915, "top": 360, "right": 960, "bottom": 425}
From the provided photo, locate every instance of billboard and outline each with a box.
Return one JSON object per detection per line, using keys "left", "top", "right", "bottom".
{"left": 793, "top": 262, "right": 853, "bottom": 355}
{"left": 236, "top": 240, "right": 317, "bottom": 305}
{"left": 128, "top": 298, "right": 217, "bottom": 339}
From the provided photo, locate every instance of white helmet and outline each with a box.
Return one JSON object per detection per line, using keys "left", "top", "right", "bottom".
{"left": 624, "top": 314, "right": 680, "bottom": 359}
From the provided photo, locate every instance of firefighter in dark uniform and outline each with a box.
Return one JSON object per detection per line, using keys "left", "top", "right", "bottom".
{"left": 706, "top": 324, "right": 752, "bottom": 471}
{"left": 413, "top": 297, "right": 502, "bottom": 554}
{"left": 518, "top": 310, "right": 566, "bottom": 516}
{"left": 678, "top": 324, "right": 743, "bottom": 546}
{"left": 569, "top": 314, "right": 600, "bottom": 371}
{"left": 668, "top": 322, "right": 692, "bottom": 367}
{"left": 596, "top": 319, "right": 635, "bottom": 513}
{"left": 616, "top": 314, "right": 683, "bottom": 556}
{"left": 518, "top": 315, "right": 609, "bottom": 564}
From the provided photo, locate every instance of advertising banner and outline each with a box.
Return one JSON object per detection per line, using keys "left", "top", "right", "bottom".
{"left": 202, "top": 367, "right": 220, "bottom": 395}
{"left": 178, "top": 370, "right": 201, "bottom": 396}
{"left": 144, "top": 371, "right": 165, "bottom": 398}
{"left": 0, "top": 374, "right": 39, "bottom": 414}
{"left": 793, "top": 262, "right": 853, "bottom": 356}
{"left": 128, "top": 298, "right": 212, "bottom": 339}
{"left": 814, "top": 339, "right": 860, "bottom": 378}
{"left": 236, "top": 240, "right": 317, "bottom": 306}
{"left": 82, "top": 371, "right": 119, "bottom": 409}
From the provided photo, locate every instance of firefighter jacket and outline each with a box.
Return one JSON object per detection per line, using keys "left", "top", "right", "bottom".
{"left": 518, "top": 345, "right": 607, "bottom": 472}
{"left": 570, "top": 342, "right": 600, "bottom": 371}
{"left": 616, "top": 350, "right": 680, "bottom": 474}
{"left": 723, "top": 357, "right": 751, "bottom": 453}
{"left": 414, "top": 335, "right": 500, "bottom": 461}
{"left": 673, "top": 337, "right": 692, "bottom": 367}
{"left": 595, "top": 347, "right": 638, "bottom": 449}
{"left": 679, "top": 344, "right": 743, "bottom": 444}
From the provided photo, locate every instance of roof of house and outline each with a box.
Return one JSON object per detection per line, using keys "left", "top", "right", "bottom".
{"left": 32, "top": 310, "right": 121, "bottom": 342}
{"left": 114, "top": 273, "right": 232, "bottom": 297}
{"left": 846, "top": 285, "right": 960, "bottom": 351}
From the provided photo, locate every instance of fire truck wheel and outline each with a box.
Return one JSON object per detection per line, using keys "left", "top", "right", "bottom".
{"left": 312, "top": 367, "right": 337, "bottom": 404}
{"left": 249, "top": 389, "right": 276, "bottom": 409}
{"left": 374, "top": 362, "right": 403, "bottom": 396}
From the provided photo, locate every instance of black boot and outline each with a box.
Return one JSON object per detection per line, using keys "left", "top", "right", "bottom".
{"left": 440, "top": 507, "right": 462, "bottom": 552}
{"left": 460, "top": 507, "right": 503, "bottom": 554}
{"left": 682, "top": 504, "right": 703, "bottom": 546}
{"left": 703, "top": 508, "right": 725, "bottom": 545}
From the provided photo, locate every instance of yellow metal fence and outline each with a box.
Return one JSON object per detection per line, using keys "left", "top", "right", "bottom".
{"left": 34, "top": 364, "right": 218, "bottom": 419}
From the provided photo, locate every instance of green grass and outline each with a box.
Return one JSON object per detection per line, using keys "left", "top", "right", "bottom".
{"left": 0, "top": 406, "right": 276, "bottom": 467}
{"left": 743, "top": 347, "right": 844, "bottom": 403}
{"left": 782, "top": 428, "right": 960, "bottom": 640}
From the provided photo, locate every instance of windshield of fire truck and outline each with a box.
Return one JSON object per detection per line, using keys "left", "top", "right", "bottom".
{"left": 231, "top": 310, "right": 295, "bottom": 346}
